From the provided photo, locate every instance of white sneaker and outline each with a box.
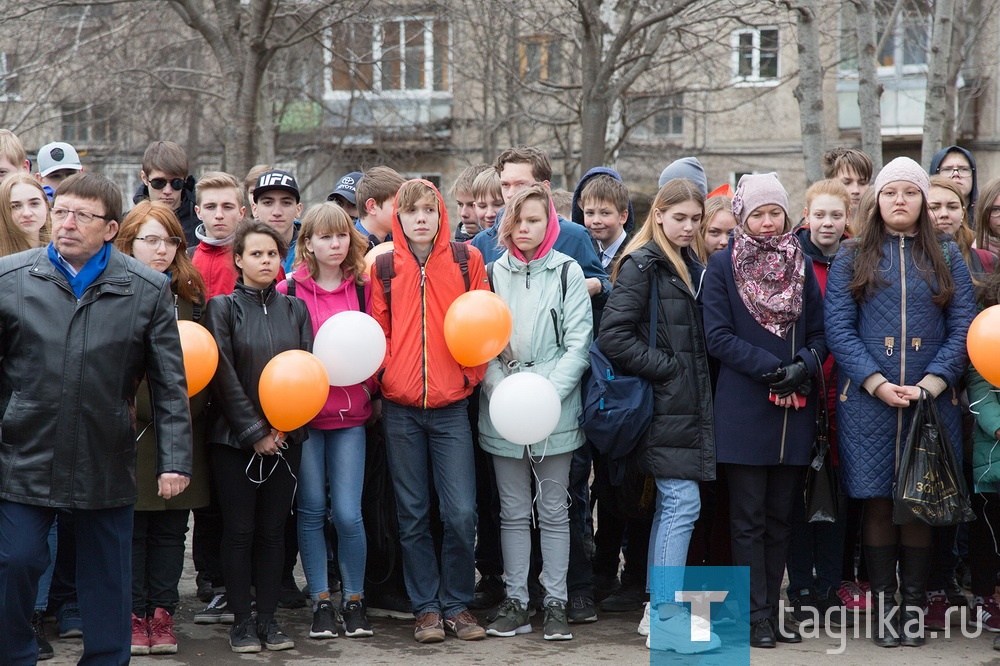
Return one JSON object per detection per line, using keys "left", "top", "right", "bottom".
{"left": 638, "top": 602, "right": 651, "bottom": 636}
{"left": 648, "top": 608, "right": 722, "bottom": 654}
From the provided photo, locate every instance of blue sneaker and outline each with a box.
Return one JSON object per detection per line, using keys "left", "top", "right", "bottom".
{"left": 57, "top": 605, "right": 83, "bottom": 638}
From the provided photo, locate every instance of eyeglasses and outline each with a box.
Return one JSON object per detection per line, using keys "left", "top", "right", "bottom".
{"left": 51, "top": 208, "right": 111, "bottom": 225}
{"left": 937, "top": 166, "right": 972, "bottom": 176}
{"left": 989, "top": 207, "right": 1000, "bottom": 219}
{"left": 148, "top": 177, "right": 185, "bottom": 191}
{"left": 135, "top": 235, "right": 182, "bottom": 249}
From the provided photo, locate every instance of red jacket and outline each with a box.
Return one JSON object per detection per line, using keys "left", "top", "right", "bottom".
{"left": 371, "top": 180, "right": 489, "bottom": 408}
{"left": 192, "top": 242, "right": 238, "bottom": 299}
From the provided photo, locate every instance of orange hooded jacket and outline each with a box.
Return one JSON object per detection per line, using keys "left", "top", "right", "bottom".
{"left": 371, "top": 180, "right": 489, "bottom": 408}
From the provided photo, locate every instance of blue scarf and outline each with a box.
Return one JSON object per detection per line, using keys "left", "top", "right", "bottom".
{"left": 47, "top": 242, "right": 111, "bottom": 298}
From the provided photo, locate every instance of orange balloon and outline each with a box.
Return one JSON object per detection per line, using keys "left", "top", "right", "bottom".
{"left": 177, "top": 320, "right": 219, "bottom": 397}
{"left": 444, "top": 291, "right": 513, "bottom": 366}
{"left": 364, "top": 242, "right": 395, "bottom": 276}
{"left": 259, "top": 350, "right": 330, "bottom": 432}
{"left": 968, "top": 305, "right": 1000, "bottom": 387}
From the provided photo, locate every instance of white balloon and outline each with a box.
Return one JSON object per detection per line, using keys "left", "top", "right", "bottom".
{"left": 488, "top": 373, "right": 562, "bottom": 446}
{"left": 313, "top": 311, "right": 387, "bottom": 387}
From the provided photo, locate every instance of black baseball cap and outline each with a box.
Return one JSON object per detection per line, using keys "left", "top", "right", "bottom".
{"left": 254, "top": 169, "right": 300, "bottom": 203}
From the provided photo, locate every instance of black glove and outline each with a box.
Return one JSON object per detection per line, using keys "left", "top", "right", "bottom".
{"left": 768, "top": 359, "right": 809, "bottom": 398}
{"left": 794, "top": 376, "right": 812, "bottom": 397}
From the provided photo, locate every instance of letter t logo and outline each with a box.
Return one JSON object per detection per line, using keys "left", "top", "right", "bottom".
{"left": 674, "top": 591, "right": 728, "bottom": 641}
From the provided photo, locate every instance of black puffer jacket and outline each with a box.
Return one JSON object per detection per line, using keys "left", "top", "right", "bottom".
{"left": 0, "top": 247, "right": 192, "bottom": 509}
{"left": 204, "top": 279, "right": 312, "bottom": 450}
{"left": 598, "top": 243, "right": 716, "bottom": 481}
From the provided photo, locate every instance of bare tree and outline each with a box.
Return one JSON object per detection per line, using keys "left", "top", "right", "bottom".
{"left": 787, "top": 0, "right": 826, "bottom": 184}
{"left": 920, "top": 0, "right": 955, "bottom": 167}
{"left": 853, "top": 0, "right": 883, "bottom": 172}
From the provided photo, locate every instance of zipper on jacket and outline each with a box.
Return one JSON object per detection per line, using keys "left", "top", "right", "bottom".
{"left": 173, "top": 293, "right": 179, "bottom": 320}
{"left": 258, "top": 288, "right": 269, "bottom": 315}
{"left": 895, "top": 236, "right": 907, "bottom": 468}
{"left": 549, "top": 309, "right": 561, "bottom": 347}
{"left": 778, "top": 322, "right": 796, "bottom": 464}
{"left": 421, "top": 263, "right": 429, "bottom": 408}
{"left": 526, "top": 267, "right": 531, "bottom": 289}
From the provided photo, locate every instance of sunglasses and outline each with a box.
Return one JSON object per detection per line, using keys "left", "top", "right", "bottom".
{"left": 148, "top": 177, "right": 186, "bottom": 191}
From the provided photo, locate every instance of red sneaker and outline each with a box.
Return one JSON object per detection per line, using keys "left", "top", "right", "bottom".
{"left": 148, "top": 608, "right": 178, "bottom": 654}
{"left": 970, "top": 597, "right": 1000, "bottom": 633}
{"left": 131, "top": 614, "right": 150, "bottom": 656}
{"left": 836, "top": 580, "right": 870, "bottom": 612}
{"left": 924, "top": 591, "right": 949, "bottom": 630}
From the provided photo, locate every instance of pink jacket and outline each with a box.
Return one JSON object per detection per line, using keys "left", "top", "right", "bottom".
{"left": 277, "top": 266, "right": 375, "bottom": 429}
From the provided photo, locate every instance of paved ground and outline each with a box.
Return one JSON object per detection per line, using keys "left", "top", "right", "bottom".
{"left": 37, "top": 527, "right": 1000, "bottom": 664}
{"left": 41, "top": 582, "right": 1000, "bottom": 665}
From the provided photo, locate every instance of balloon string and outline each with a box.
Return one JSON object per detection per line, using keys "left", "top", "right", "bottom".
{"left": 338, "top": 386, "right": 352, "bottom": 422}
{"left": 527, "top": 437, "right": 573, "bottom": 530}
{"left": 970, "top": 390, "right": 1000, "bottom": 557}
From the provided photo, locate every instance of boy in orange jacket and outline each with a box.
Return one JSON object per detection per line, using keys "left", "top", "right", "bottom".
{"left": 371, "top": 180, "right": 490, "bottom": 644}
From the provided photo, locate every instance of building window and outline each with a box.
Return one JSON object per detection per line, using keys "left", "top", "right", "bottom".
{"left": 627, "top": 95, "right": 683, "bottom": 140}
{"left": 62, "top": 103, "right": 117, "bottom": 144}
{"left": 329, "top": 18, "right": 449, "bottom": 93}
{"left": 0, "top": 53, "right": 17, "bottom": 99}
{"left": 877, "top": 1, "right": 930, "bottom": 71}
{"left": 732, "top": 27, "right": 779, "bottom": 83}
{"left": 518, "top": 36, "right": 561, "bottom": 83}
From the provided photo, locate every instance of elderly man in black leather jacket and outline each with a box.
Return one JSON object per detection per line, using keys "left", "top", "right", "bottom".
{"left": 0, "top": 172, "right": 192, "bottom": 666}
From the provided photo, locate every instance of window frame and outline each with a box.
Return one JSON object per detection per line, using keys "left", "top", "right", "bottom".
{"left": 730, "top": 26, "right": 780, "bottom": 87}
{"left": 325, "top": 16, "right": 452, "bottom": 98}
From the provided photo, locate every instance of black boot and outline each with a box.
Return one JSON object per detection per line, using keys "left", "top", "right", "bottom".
{"left": 865, "top": 544, "right": 900, "bottom": 647}
{"left": 899, "top": 545, "right": 932, "bottom": 647}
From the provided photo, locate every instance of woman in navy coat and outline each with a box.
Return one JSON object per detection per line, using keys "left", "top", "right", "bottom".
{"left": 702, "top": 173, "right": 826, "bottom": 648}
{"left": 825, "top": 158, "right": 975, "bottom": 647}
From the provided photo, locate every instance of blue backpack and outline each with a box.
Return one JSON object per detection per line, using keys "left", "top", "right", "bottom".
{"left": 580, "top": 271, "right": 659, "bottom": 485}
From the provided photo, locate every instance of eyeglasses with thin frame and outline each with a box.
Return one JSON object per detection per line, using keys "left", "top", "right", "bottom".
{"left": 937, "top": 166, "right": 972, "bottom": 177}
{"left": 134, "top": 235, "right": 182, "bottom": 249}
{"left": 148, "top": 177, "right": 185, "bottom": 191}
{"left": 51, "top": 208, "right": 111, "bottom": 225}
{"left": 878, "top": 189, "right": 922, "bottom": 201}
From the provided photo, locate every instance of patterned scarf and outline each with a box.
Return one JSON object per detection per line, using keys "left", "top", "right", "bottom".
{"left": 731, "top": 227, "right": 805, "bottom": 339}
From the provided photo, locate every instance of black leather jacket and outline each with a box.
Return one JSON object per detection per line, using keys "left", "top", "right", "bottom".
{"left": 204, "top": 280, "right": 312, "bottom": 450}
{"left": 0, "top": 247, "right": 192, "bottom": 509}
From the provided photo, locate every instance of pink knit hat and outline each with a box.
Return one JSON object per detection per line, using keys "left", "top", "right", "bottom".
{"left": 731, "top": 173, "right": 789, "bottom": 226}
{"left": 873, "top": 156, "right": 929, "bottom": 199}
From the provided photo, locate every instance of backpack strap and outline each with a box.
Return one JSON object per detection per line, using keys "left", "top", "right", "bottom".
{"left": 486, "top": 261, "right": 496, "bottom": 292}
{"left": 285, "top": 276, "right": 297, "bottom": 299}
{"left": 450, "top": 241, "right": 471, "bottom": 292}
{"left": 375, "top": 250, "right": 396, "bottom": 326}
{"left": 355, "top": 280, "right": 367, "bottom": 314}
{"left": 560, "top": 261, "right": 569, "bottom": 302}
{"left": 192, "top": 300, "right": 203, "bottom": 322}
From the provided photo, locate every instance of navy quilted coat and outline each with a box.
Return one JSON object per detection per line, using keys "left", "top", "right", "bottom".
{"left": 824, "top": 236, "right": 976, "bottom": 498}
{"left": 702, "top": 247, "right": 827, "bottom": 466}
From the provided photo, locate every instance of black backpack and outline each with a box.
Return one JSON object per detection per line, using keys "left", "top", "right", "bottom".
{"left": 285, "top": 276, "right": 366, "bottom": 314}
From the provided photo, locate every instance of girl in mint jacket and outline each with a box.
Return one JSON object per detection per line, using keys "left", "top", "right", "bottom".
{"left": 966, "top": 271, "right": 1000, "bottom": 629}
{"left": 478, "top": 185, "right": 592, "bottom": 641}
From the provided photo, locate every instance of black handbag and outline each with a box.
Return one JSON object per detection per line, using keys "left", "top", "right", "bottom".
{"left": 804, "top": 349, "right": 838, "bottom": 523}
{"left": 892, "top": 389, "right": 975, "bottom": 526}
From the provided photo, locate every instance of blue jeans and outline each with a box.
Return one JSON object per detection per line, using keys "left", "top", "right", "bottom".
{"left": 381, "top": 399, "right": 477, "bottom": 617}
{"left": 297, "top": 425, "right": 367, "bottom": 599}
{"left": 0, "top": 501, "right": 132, "bottom": 666}
{"left": 34, "top": 523, "right": 57, "bottom": 612}
{"left": 647, "top": 478, "right": 701, "bottom": 606}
